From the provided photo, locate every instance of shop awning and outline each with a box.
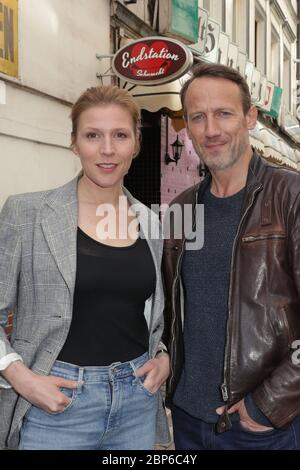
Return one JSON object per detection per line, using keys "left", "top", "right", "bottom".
{"left": 121, "top": 74, "right": 191, "bottom": 113}
{"left": 125, "top": 81, "right": 182, "bottom": 112}
{"left": 294, "top": 150, "right": 300, "bottom": 171}
{"left": 249, "top": 121, "right": 264, "bottom": 153}
{"left": 259, "top": 127, "right": 283, "bottom": 164}
{"left": 277, "top": 139, "right": 298, "bottom": 169}
{"left": 258, "top": 126, "right": 297, "bottom": 169}
{"left": 288, "top": 146, "right": 298, "bottom": 169}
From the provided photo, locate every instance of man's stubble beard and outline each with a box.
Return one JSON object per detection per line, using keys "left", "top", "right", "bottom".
{"left": 197, "top": 138, "right": 248, "bottom": 172}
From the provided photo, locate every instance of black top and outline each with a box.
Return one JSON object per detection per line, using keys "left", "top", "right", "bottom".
{"left": 57, "top": 228, "right": 156, "bottom": 366}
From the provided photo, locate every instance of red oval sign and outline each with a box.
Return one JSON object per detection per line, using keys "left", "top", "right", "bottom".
{"left": 112, "top": 36, "right": 193, "bottom": 86}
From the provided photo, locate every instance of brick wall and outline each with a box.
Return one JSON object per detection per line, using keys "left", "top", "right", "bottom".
{"left": 161, "top": 116, "right": 201, "bottom": 206}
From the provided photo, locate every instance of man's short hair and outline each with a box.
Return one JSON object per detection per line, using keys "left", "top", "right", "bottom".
{"left": 181, "top": 63, "right": 252, "bottom": 117}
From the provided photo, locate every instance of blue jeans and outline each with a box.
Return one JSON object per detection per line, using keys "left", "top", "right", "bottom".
{"left": 172, "top": 405, "right": 300, "bottom": 450}
{"left": 19, "top": 353, "right": 158, "bottom": 450}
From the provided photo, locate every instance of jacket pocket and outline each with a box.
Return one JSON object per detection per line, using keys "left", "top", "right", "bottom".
{"left": 269, "top": 306, "right": 293, "bottom": 351}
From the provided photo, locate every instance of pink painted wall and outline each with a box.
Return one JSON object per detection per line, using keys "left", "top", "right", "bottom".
{"left": 161, "top": 115, "right": 201, "bottom": 205}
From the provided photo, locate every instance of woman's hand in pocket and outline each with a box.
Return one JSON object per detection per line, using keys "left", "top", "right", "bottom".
{"left": 2, "top": 360, "right": 78, "bottom": 413}
{"left": 135, "top": 352, "right": 170, "bottom": 395}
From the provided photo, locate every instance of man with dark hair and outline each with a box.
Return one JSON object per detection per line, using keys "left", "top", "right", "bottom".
{"left": 163, "top": 62, "right": 300, "bottom": 450}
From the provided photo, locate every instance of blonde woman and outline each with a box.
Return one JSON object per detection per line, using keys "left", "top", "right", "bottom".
{"left": 0, "top": 86, "right": 170, "bottom": 450}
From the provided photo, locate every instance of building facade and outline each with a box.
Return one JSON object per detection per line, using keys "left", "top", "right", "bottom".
{"left": 109, "top": 0, "right": 300, "bottom": 205}
{"left": 1, "top": 0, "right": 300, "bottom": 208}
{"left": 0, "top": 0, "right": 111, "bottom": 207}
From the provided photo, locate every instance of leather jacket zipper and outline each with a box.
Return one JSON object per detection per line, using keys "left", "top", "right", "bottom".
{"left": 221, "top": 383, "right": 229, "bottom": 401}
{"left": 222, "top": 183, "right": 263, "bottom": 404}
{"left": 169, "top": 243, "right": 185, "bottom": 391}
{"left": 242, "top": 233, "right": 285, "bottom": 242}
{"left": 169, "top": 189, "right": 199, "bottom": 393}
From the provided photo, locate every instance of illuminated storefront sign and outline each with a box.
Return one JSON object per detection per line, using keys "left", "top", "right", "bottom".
{"left": 112, "top": 36, "right": 193, "bottom": 86}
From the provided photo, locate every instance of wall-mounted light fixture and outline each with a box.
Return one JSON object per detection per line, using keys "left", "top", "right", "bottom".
{"left": 170, "top": 135, "right": 184, "bottom": 164}
{"left": 165, "top": 134, "right": 184, "bottom": 165}
{"left": 164, "top": 115, "right": 185, "bottom": 165}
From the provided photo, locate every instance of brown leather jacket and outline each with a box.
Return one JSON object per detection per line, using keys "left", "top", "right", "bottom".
{"left": 162, "top": 152, "right": 300, "bottom": 430}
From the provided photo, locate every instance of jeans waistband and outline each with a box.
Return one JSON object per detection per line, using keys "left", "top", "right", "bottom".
{"left": 51, "top": 352, "right": 149, "bottom": 383}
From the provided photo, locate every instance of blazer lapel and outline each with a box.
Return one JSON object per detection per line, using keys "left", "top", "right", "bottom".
{"left": 41, "top": 176, "right": 79, "bottom": 295}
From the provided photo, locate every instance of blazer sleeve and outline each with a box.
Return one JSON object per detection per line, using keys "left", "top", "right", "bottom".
{"left": 0, "top": 196, "right": 23, "bottom": 388}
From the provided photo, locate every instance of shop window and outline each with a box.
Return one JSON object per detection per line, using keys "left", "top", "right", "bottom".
{"left": 283, "top": 47, "right": 291, "bottom": 112}
{"left": 271, "top": 27, "right": 280, "bottom": 85}
{"left": 255, "top": 6, "right": 266, "bottom": 74}
{"left": 202, "top": 0, "right": 226, "bottom": 31}
{"left": 233, "top": 0, "right": 249, "bottom": 54}
{"left": 202, "top": 0, "right": 210, "bottom": 12}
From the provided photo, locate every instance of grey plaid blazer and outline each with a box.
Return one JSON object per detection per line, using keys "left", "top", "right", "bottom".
{"left": 0, "top": 174, "right": 170, "bottom": 449}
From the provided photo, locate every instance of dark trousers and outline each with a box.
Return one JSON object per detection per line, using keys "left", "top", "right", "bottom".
{"left": 172, "top": 405, "right": 300, "bottom": 450}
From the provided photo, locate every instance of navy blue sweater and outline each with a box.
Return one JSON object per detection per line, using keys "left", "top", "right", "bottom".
{"left": 174, "top": 186, "right": 271, "bottom": 426}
